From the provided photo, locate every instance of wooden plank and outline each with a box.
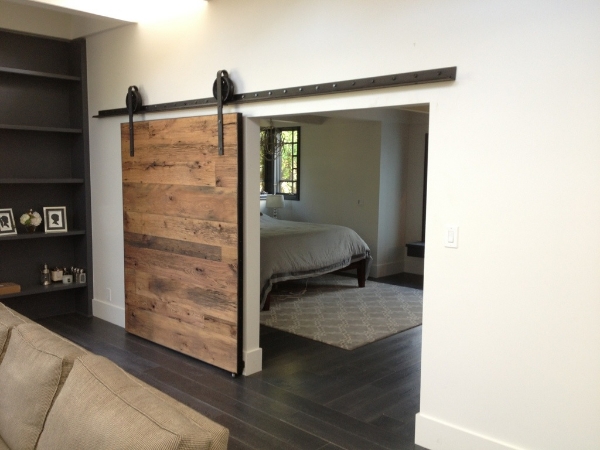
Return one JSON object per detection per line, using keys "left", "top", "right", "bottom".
{"left": 122, "top": 158, "right": 217, "bottom": 187}
{"left": 131, "top": 270, "right": 238, "bottom": 323}
{"left": 124, "top": 267, "right": 136, "bottom": 296}
{"left": 124, "top": 231, "right": 222, "bottom": 262}
{"left": 122, "top": 183, "right": 237, "bottom": 224}
{"left": 214, "top": 156, "right": 238, "bottom": 189}
{"left": 126, "top": 304, "right": 237, "bottom": 373}
{"left": 124, "top": 241, "right": 237, "bottom": 295}
{"left": 123, "top": 211, "right": 237, "bottom": 259}
{"left": 121, "top": 115, "right": 239, "bottom": 157}
{"left": 127, "top": 289, "right": 237, "bottom": 338}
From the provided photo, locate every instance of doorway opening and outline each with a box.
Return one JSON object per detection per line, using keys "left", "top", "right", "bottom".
{"left": 253, "top": 102, "right": 429, "bottom": 446}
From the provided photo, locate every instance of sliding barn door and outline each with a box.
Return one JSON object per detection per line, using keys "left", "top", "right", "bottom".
{"left": 121, "top": 113, "right": 243, "bottom": 374}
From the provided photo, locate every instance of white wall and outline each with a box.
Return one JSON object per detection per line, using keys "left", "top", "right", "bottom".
{"left": 80, "top": 1, "right": 600, "bottom": 449}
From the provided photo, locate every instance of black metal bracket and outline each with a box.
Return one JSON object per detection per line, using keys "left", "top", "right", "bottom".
{"left": 95, "top": 67, "right": 456, "bottom": 119}
{"left": 213, "top": 70, "right": 234, "bottom": 156}
{"left": 217, "top": 71, "right": 223, "bottom": 155}
{"left": 125, "top": 85, "right": 142, "bottom": 157}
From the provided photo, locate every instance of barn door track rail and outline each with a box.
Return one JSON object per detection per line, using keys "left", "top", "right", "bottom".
{"left": 94, "top": 66, "right": 456, "bottom": 119}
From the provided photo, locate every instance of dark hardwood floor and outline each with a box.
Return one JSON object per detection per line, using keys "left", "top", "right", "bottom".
{"left": 36, "top": 273, "right": 423, "bottom": 450}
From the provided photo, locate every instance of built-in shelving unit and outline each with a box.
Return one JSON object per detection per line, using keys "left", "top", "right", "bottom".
{"left": 0, "top": 124, "right": 82, "bottom": 133}
{"left": 0, "top": 66, "right": 81, "bottom": 81}
{"left": 0, "top": 179, "right": 85, "bottom": 184}
{"left": 0, "top": 29, "right": 92, "bottom": 319}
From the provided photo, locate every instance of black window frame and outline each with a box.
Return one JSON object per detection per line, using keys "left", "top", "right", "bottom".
{"left": 260, "top": 126, "right": 300, "bottom": 201}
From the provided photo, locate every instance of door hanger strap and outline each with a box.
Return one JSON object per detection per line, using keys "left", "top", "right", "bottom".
{"left": 126, "top": 86, "right": 143, "bottom": 157}
{"left": 213, "top": 70, "right": 235, "bottom": 156}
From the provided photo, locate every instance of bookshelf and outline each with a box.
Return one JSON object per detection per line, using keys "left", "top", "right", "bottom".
{"left": 0, "top": 29, "right": 92, "bottom": 318}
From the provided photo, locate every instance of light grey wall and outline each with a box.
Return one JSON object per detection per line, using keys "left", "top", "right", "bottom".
{"left": 404, "top": 114, "right": 429, "bottom": 275}
{"left": 376, "top": 120, "right": 407, "bottom": 277}
{"left": 279, "top": 118, "right": 382, "bottom": 265}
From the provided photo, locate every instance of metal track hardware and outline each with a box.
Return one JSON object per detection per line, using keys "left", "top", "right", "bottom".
{"left": 95, "top": 67, "right": 456, "bottom": 119}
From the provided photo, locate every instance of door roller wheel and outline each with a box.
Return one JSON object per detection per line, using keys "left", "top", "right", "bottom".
{"left": 213, "top": 71, "right": 234, "bottom": 103}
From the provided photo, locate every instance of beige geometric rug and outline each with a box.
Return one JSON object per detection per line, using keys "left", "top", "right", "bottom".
{"left": 260, "top": 274, "right": 423, "bottom": 350}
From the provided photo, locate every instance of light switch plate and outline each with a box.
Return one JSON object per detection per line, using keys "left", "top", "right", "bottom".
{"left": 445, "top": 224, "right": 458, "bottom": 248}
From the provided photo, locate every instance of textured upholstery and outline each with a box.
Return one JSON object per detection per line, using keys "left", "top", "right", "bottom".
{"left": 37, "top": 354, "right": 229, "bottom": 450}
{"left": 0, "top": 323, "right": 87, "bottom": 450}
{"left": 0, "top": 324, "right": 7, "bottom": 363}
{"left": 0, "top": 303, "right": 228, "bottom": 450}
{"left": 0, "top": 303, "right": 31, "bottom": 363}
{"left": 0, "top": 303, "right": 32, "bottom": 328}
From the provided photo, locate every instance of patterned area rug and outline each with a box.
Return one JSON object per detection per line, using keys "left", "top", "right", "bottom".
{"left": 260, "top": 274, "right": 423, "bottom": 350}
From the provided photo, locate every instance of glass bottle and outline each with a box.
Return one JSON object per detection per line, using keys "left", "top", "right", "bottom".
{"left": 41, "top": 264, "right": 51, "bottom": 286}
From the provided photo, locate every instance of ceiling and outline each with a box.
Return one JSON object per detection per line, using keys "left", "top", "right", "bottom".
{"left": 0, "top": 0, "right": 131, "bottom": 39}
{"left": 0, "top": 0, "right": 207, "bottom": 39}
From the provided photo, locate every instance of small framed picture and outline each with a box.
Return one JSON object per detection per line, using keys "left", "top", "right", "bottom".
{"left": 43, "top": 206, "right": 68, "bottom": 233}
{"left": 0, "top": 209, "right": 17, "bottom": 236}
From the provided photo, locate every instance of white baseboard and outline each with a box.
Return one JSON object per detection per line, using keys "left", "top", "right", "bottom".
{"left": 415, "top": 414, "right": 522, "bottom": 450}
{"left": 243, "top": 347, "right": 263, "bottom": 375}
{"left": 92, "top": 298, "right": 125, "bottom": 328}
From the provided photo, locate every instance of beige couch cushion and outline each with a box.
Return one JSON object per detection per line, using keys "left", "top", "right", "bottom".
{"left": 0, "top": 303, "right": 32, "bottom": 363}
{"left": 0, "top": 324, "right": 8, "bottom": 362}
{"left": 38, "top": 354, "right": 229, "bottom": 450}
{"left": 0, "top": 323, "right": 88, "bottom": 450}
{"left": 0, "top": 303, "right": 32, "bottom": 327}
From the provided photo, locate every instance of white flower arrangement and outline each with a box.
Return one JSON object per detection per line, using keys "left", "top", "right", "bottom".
{"left": 20, "top": 209, "right": 42, "bottom": 227}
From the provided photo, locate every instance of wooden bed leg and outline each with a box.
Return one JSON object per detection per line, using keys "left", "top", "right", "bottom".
{"left": 263, "top": 293, "right": 271, "bottom": 311}
{"left": 357, "top": 259, "right": 366, "bottom": 287}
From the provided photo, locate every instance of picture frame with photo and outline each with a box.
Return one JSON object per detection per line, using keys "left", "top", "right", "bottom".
{"left": 0, "top": 208, "right": 17, "bottom": 236}
{"left": 43, "top": 206, "right": 68, "bottom": 233}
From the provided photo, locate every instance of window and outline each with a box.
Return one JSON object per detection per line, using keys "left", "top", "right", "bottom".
{"left": 260, "top": 126, "right": 300, "bottom": 200}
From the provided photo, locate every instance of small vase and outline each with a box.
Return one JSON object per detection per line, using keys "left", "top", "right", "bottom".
{"left": 26, "top": 225, "right": 37, "bottom": 233}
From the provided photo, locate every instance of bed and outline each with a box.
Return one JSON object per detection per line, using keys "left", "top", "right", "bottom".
{"left": 260, "top": 214, "right": 372, "bottom": 310}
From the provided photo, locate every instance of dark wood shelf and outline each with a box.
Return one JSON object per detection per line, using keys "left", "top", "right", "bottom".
{"left": 0, "top": 66, "right": 80, "bottom": 81}
{"left": 0, "top": 282, "right": 87, "bottom": 300}
{"left": 0, "top": 124, "right": 82, "bottom": 134}
{"left": 0, "top": 230, "right": 85, "bottom": 241}
{"left": 0, "top": 178, "right": 84, "bottom": 184}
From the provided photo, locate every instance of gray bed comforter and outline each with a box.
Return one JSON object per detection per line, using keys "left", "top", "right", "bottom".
{"left": 260, "top": 214, "right": 372, "bottom": 308}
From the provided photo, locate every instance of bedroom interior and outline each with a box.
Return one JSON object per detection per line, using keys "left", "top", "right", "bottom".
{"left": 259, "top": 106, "right": 428, "bottom": 278}
{"left": 257, "top": 106, "right": 428, "bottom": 349}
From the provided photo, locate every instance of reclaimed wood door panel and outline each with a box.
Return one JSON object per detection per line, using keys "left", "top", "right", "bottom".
{"left": 121, "top": 113, "right": 242, "bottom": 374}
